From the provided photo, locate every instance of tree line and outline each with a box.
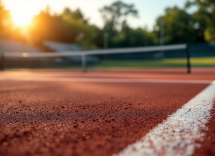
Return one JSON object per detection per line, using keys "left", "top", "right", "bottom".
{"left": 0, "top": 0, "right": 215, "bottom": 49}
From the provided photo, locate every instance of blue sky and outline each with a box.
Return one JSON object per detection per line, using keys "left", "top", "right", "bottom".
{"left": 3, "top": 0, "right": 192, "bottom": 29}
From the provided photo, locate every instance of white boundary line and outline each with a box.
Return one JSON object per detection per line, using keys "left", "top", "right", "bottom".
{"left": 0, "top": 77, "right": 212, "bottom": 84}
{"left": 114, "top": 81, "right": 215, "bottom": 156}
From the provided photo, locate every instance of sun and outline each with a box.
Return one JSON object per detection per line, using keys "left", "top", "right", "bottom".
{"left": 4, "top": 0, "right": 39, "bottom": 27}
{"left": 11, "top": 12, "right": 33, "bottom": 27}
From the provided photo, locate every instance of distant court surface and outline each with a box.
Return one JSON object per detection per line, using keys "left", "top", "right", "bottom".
{"left": 0, "top": 68, "right": 215, "bottom": 156}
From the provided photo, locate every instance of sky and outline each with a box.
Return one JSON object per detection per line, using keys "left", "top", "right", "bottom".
{"left": 2, "top": 0, "right": 193, "bottom": 30}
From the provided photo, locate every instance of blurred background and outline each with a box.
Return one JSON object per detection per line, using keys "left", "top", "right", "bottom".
{"left": 0, "top": 0, "right": 215, "bottom": 70}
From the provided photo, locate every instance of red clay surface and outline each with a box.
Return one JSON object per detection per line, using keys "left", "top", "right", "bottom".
{"left": 0, "top": 69, "right": 214, "bottom": 156}
{"left": 193, "top": 102, "right": 215, "bottom": 156}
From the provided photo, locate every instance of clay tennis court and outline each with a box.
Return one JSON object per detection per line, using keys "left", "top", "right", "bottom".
{"left": 0, "top": 68, "right": 215, "bottom": 156}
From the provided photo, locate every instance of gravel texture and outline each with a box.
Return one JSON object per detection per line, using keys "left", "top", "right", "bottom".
{"left": 0, "top": 80, "right": 207, "bottom": 156}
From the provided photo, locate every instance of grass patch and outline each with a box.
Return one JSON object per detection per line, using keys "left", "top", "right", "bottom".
{"left": 88, "top": 57, "right": 215, "bottom": 69}
{"left": 164, "top": 57, "right": 215, "bottom": 65}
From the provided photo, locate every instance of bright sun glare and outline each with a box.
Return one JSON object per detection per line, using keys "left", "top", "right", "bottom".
{"left": 5, "top": 1, "right": 39, "bottom": 27}
{"left": 12, "top": 12, "right": 33, "bottom": 27}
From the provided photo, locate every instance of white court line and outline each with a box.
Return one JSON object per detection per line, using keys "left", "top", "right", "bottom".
{"left": 0, "top": 77, "right": 212, "bottom": 84}
{"left": 114, "top": 81, "right": 215, "bottom": 156}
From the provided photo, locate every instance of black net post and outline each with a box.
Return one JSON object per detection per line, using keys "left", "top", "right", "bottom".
{"left": 82, "top": 53, "right": 86, "bottom": 72}
{"left": 186, "top": 44, "right": 191, "bottom": 74}
{"left": 0, "top": 54, "right": 4, "bottom": 71}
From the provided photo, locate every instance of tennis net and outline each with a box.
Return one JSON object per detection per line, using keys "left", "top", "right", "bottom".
{"left": 0, "top": 44, "right": 190, "bottom": 73}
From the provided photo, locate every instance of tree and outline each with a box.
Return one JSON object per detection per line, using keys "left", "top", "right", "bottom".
{"left": 100, "top": 1, "right": 138, "bottom": 31}
{"left": 153, "top": 6, "right": 204, "bottom": 44}
{"left": 29, "top": 7, "right": 99, "bottom": 49}
{"left": 62, "top": 8, "right": 89, "bottom": 24}
{"left": 30, "top": 7, "right": 65, "bottom": 44}
{"left": 113, "top": 27, "right": 155, "bottom": 47}
{"left": 186, "top": 0, "right": 215, "bottom": 41}
{"left": 99, "top": 1, "right": 139, "bottom": 48}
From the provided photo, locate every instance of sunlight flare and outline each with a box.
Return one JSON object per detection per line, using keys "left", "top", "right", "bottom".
{"left": 12, "top": 12, "right": 33, "bottom": 27}
{"left": 5, "top": 0, "right": 40, "bottom": 27}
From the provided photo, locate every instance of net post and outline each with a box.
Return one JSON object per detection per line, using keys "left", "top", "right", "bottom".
{"left": 0, "top": 53, "right": 4, "bottom": 71}
{"left": 185, "top": 44, "right": 191, "bottom": 74}
{"left": 82, "top": 53, "right": 86, "bottom": 72}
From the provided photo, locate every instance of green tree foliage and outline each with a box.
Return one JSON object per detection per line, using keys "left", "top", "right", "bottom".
{"left": 30, "top": 7, "right": 98, "bottom": 48}
{"left": 30, "top": 7, "right": 63, "bottom": 43}
{"left": 153, "top": 6, "right": 204, "bottom": 44}
{"left": 63, "top": 8, "right": 89, "bottom": 24}
{"left": 186, "top": 0, "right": 215, "bottom": 41}
{"left": 61, "top": 8, "right": 98, "bottom": 48}
{"left": 98, "top": 1, "right": 155, "bottom": 48}
{"left": 113, "top": 26, "right": 155, "bottom": 47}
{"left": 99, "top": 0, "right": 138, "bottom": 31}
